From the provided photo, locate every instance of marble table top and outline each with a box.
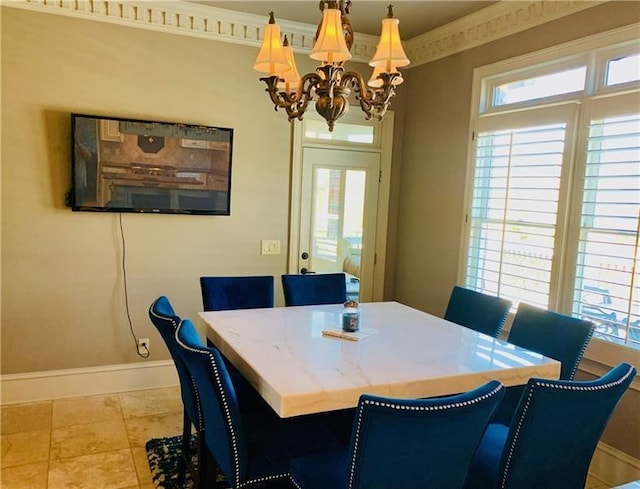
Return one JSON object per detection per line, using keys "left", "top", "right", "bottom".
{"left": 197, "top": 301, "right": 560, "bottom": 417}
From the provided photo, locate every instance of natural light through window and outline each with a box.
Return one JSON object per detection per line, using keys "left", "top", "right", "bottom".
{"left": 467, "top": 31, "right": 640, "bottom": 350}
{"left": 343, "top": 171, "right": 365, "bottom": 250}
{"left": 572, "top": 113, "right": 640, "bottom": 347}
{"left": 311, "top": 168, "right": 367, "bottom": 262}
{"left": 606, "top": 53, "right": 640, "bottom": 86}
{"left": 312, "top": 168, "right": 339, "bottom": 261}
{"left": 305, "top": 120, "right": 374, "bottom": 144}
{"left": 493, "top": 66, "right": 586, "bottom": 106}
{"left": 467, "top": 123, "right": 565, "bottom": 308}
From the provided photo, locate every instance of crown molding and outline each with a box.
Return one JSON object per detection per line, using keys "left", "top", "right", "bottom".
{"left": 405, "top": 1, "right": 607, "bottom": 67}
{"left": 2, "top": 0, "right": 379, "bottom": 63}
{"left": 4, "top": 0, "right": 607, "bottom": 68}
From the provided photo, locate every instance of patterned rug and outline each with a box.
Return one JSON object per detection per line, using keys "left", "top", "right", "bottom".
{"left": 145, "top": 435, "right": 196, "bottom": 489}
{"left": 146, "top": 435, "right": 229, "bottom": 489}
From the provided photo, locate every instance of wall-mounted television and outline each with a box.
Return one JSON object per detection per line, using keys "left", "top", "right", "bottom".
{"left": 69, "top": 114, "right": 233, "bottom": 215}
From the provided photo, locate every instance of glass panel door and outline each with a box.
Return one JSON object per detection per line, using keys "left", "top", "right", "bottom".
{"left": 299, "top": 148, "right": 380, "bottom": 302}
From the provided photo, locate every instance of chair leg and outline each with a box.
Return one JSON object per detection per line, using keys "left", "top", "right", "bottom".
{"left": 200, "top": 448, "right": 227, "bottom": 488}
{"left": 178, "top": 412, "right": 198, "bottom": 489}
{"left": 178, "top": 412, "right": 191, "bottom": 482}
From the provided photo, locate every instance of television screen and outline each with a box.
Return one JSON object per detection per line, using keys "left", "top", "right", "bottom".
{"left": 70, "top": 114, "right": 233, "bottom": 215}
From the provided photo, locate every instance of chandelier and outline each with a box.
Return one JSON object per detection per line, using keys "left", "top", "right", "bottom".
{"left": 253, "top": 1, "right": 410, "bottom": 131}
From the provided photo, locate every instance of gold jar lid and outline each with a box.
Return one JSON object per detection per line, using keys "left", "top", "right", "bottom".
{"left": 344, "top": 300, "right": 359, "bottom": 308}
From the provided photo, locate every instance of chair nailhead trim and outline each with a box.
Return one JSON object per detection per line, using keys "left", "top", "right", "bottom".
{"left": 569, "top": 324, "right": 595, "bottom": 379}
{"left": 500, "top": 365, "right": 635, "bottom": 489}
{"left": 189, "top": 377, "right": 204, "bottom": 431}
{"left": 177, "top": 324, "right": 243, "bottom": 487}
{"left": 347, "top": 384, "right": 504, "bottom": 489}
{"left": 238, "top": 473, "right": 289, "bottom": 488}
{"left": 289, "top": 476, "right": 304, "bottom": 489}
{"left": 177, "top": 322, "right": 292, "bottom": 489}
{"left": 150, "top": 303, "right": 205, "bottom": 432}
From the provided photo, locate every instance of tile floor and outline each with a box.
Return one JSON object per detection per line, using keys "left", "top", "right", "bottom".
{"left": 1, "top": 386, "right": 183, "bottom": 489}
{"left": 0, "top": 385, "right": 616, "bottom": 489}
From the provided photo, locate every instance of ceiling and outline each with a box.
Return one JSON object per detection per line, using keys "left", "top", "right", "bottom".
{"left": 187, "top": 1, "right": 497, "bottom": 40}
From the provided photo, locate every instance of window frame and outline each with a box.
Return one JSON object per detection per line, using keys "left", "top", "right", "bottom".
{"left": 594, "top": 40, "right": 640, "bottom": 94}
{"left": 301, "top": 111, "right": 382, "bottom": 148}
{"left": 461, "top": 23, "right": 640, "bottom": 368}
{"left": 481, "top": 54, "right": 589, "bottom": 114}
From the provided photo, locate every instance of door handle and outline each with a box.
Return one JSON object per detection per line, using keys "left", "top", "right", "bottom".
{"left": 300, "top": 268, "right": 316, "bottom": 275}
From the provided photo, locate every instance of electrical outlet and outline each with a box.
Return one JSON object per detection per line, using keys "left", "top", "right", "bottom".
{"left": 138, "top": 338, "right": 150, "bottom": 355}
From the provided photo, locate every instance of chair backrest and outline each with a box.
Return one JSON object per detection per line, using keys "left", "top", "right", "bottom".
{"left": 495, "top": 362, "right": 636, "bottom": 489}
{"left": 200, "top": 275, "right": 274, "bottom": 311}
{"left": 148, "top": 296, "right": 202, "bottom": 430}
{"left": 508, "top": 302, "right": 595, "bottom": 379}
{"left": 175, "top": 318, "right": 249, "bottom": 488}
{"left": 444, "top": 286, "right": 512, "bottom": 337}
{"left": 281, "top": 273, "right": 347, "bottom": 306}
{"left": 347, "top": 381, "right": 505, "bottom": 489}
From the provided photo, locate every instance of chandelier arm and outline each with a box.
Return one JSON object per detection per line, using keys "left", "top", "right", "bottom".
{"left": 341, "top": 71, "right": 378, "bottom": 118}
{"left": 288, "top": 72, "right": 324, "bottom": 120}
{"left": 342, "top": 70, "right": 400, "bottom": 120}
{"left": 259, "top": 73, "right": 323, "bottom": 121}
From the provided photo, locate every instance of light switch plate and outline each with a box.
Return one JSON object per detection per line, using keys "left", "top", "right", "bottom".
{"left": 261, "top": 239, "right": 281, "bottom": 255}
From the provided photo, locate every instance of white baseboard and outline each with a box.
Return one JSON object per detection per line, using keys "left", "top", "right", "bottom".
{"left": 0, "top": 360, "right": 179, "bottom": 405}
{"left": 591, "top": 442, "right": 640, "bottom": 487}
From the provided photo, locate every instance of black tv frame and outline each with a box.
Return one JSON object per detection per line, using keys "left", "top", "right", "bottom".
{"left": 69, "top": 114, "right": 233, "bottom": 215}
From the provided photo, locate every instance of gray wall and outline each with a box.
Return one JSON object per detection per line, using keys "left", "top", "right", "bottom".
{"left": 395, "top": 1, "right": 640, "bottom": 315}
{"left": 0, "top": 7, "right": 366, "bottom": 373}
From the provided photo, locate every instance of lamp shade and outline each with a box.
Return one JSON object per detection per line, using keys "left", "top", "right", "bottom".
{"left": 369, "top": 17, "right": 410, "bottom": 68}
{"left": 367, "top": 64, "right": 404, "bottom": 88}
{"left": 277, "top": 38, "right": 301, "bottom": 93}
{"left": 310, "top": 8, "right": 352, "bottom": 63}
{"left": 254, "top": 18, "right": 290, "bottom": 75}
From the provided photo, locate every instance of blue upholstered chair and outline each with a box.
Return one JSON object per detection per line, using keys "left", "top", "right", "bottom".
{"left": 200, "top": 275, "right": 274, "bottom": 311}
{"left": 464, "top": 363, "right": 636, "bottom": 489}
{"left": 508, "top": 302, "right": 595, "bottom": 380}
{"left": 200, "top": 275, "right": 275, "bottom": 376}
{"left": 493, "top": 302, "right": 595, "bottom": 425}
{"left": 289, "top": 381, "right": 505, "bottom": 489}
{"left": 175, "top": 318, "right": 342, "bottom": 489}
{"left": 444, "top": 286, "right": 512, "bottom": 338}
{"left": 148, "top": 296, "right": 204, "bottom": 488}
{"left": 281, "top": 273, "right": 347, "bottom": 306}
{"left": 149, "top": 296, "right": 270, "bottom": 487}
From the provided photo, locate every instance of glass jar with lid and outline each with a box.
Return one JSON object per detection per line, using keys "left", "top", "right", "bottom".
{"left": 342, "top": 300, "right": 361, "bottom": 332}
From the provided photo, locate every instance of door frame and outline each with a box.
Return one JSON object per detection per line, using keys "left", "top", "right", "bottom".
{"left": 288, "top": 111, "right": 394, "bottom": 301}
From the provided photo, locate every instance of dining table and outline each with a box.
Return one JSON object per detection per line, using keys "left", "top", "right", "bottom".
{"left": 196, "top": 301, "right": 561, "bottom": 418}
